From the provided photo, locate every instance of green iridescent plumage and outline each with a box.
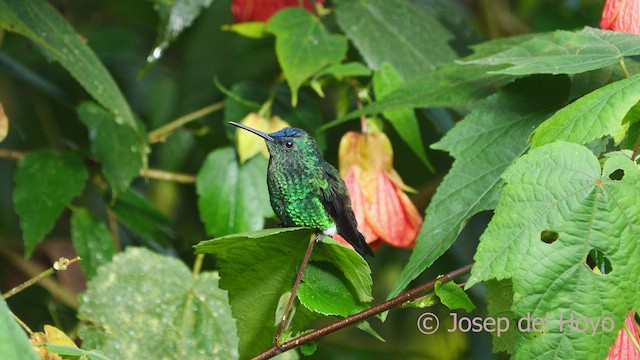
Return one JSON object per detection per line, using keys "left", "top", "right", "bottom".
{"left": 230, "top": 122, "right": 374, "bottom": 258}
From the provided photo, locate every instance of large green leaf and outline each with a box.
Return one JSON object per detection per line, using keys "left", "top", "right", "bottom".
{"left": 194, "top": 227, "right": 373, "bottom": 359}
{"left": 266, "top": 7, "right": 347, "bottom": 105}
{"left": 531, "top": 73, "right": 640, "bottom": 148}
{"left": 147, "top": 0, "right": 214, "bottom": 63}
{"left": 387, "top": 76, "right": 569, "bottom": 301}
{"left": 298, "top": 263, "right": 367, "bottom": 317}
{"left": 373, "top": 63, "right": 432, "bottom": 171}
{"left": 0, "top": 0, "right": 147, "bottom": 191}
{"left": 13, "top": 149, "right": 88, "bottom": 257}
{"left": 335, "top": 0, "right": 456, "bottom": 79}
{"left": 326, "top": 62, "right": 514, "bottom": 128}
{"left": 0, "top": 298, "right": 39, "bottom": 360}
{"left": 485, "top": 279, "right": 516, "bottom": 355}
{"left": 460, "top": 27, "right": 640, "bottom": 75}
{"left": 468, "top": 143, "right": 640, "bottom": 359}
{"left": 196, "top": 147, "right": 274, "bottom": 236}
{"left": 70, "top": 208, "right": 116, "bottom": 280}
{"left": 78, "top": 247, "right": 238, "bottom": 359}
{"left": 77, "top": 102, "right": 146, "bottom": 193}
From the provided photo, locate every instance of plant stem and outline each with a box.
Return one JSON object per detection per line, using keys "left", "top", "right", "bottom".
{"left": 11, "top": 311, "right": 33, "bottom": 335}
{"left": 632, "top": 135, "right": 640, "bottom": 163}
{"left": 192, "top": 254, "right": 205, "bottom": 278}
{"left": 273, "top": 234, "right": 319, "bottom": 346}
{"left": 148, "top": 100, "right": 225, "bottom": 143}
{"left": 139, "top": 168, "right": 196, "bottom": 184}
{"left": 623, "top": 317, "right": 640, "bottom": 353}
{"left": 0, "top": 148, "right": 25, "bottom": 161}
{"left": 620, "top": 59, "right": 631, "bottom": 78}
{"left": 0, "top": 244, "right": 80, "bottom": 309}
{"left": 254, "top": 263, "right": 474, "bottom": 360}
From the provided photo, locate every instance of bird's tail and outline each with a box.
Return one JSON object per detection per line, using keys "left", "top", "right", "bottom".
{"left": 350, "top": 231, "right": 375, "bottom": 258}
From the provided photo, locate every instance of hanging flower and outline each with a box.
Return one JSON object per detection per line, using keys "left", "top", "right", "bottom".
{"left": 601, "top": 0, "right": 640, "bottom": 34}
{"left": 607, "top": 312, "right": 640, "bottom": 360}
{"left": 231, "top": 0, "right": 324, "bottom": 23}
{"left": 337, "top": 130, "right": 423, "bottom": 249}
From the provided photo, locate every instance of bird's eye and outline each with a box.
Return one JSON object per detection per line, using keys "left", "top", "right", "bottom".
{"left": 285, "top": 141, "right": 294, "bottom": 148}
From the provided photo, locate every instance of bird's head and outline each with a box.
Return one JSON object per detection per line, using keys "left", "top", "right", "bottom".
{"left": 230, "top": 122, "right": 320, "bottom": 161}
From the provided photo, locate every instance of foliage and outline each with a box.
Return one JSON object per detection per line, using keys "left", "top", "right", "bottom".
{"left": 0, "top": 0, "right": 638, "bottom": 359}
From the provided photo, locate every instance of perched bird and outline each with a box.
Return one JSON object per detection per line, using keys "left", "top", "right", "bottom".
{"left": 230, "top": 121, "right": 374, "bottom": 258}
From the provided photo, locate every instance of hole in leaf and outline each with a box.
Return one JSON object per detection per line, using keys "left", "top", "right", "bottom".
{"left": 609, "top": 169, "right": 625, "bottom": 181}
{"left": 585, "top": 249, "right": 612, "bottom": 275}
{"left": 540, "top": 230, "right": 559, "bottom": 244}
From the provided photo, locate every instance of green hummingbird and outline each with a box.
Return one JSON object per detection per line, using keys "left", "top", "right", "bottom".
{"left": 230, "top": 121, "right": 374, "bottom": 258}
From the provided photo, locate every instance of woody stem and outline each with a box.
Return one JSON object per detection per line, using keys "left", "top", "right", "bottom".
{"left": 273, "top": 233, "right": 319, "bottom": 345}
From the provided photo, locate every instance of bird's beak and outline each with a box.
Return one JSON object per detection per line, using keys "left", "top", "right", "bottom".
{"left": 229, "top": 121, "right": 275, "bottom": 142}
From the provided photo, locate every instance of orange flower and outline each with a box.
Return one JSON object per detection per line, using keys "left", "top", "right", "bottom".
{"left": 607, "top": 312, "right": 640, "bottom": 360}
{"left": 337, "top": 131, "right": 422, "bottom": 249}
{"left": 601, "top": 0, "right": 640, "bottom": 34}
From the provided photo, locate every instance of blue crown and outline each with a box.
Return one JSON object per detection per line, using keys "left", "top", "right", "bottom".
{"left": 270, "top": 127, "right": 306, "bottom": 138}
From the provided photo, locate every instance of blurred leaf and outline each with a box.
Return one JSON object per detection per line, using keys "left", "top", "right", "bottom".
{"left": 78, "top": 247, "right": 238, "bottom": 359}
{"left": 299, "top": 342, "right": 317, "bottom": 356}
{"left": 327, "top": 62, "right": 515, "bottom": 128}
{"left": 234, "top": 113, "right": 289, "bottom": 163}
{"left": 460, "top": 27, "right": 640, "bottom": 75}
{"left": 43, "top": 325, "right": 77, "bottom": 347}
{"left": 0, "top": 298, "right": 39, "bottom": 360}
{"left": 315, "top": 62, "right": 372, "bottom": 79}
{"left": 45, "top": 344, "right": 110, "bottom": 360}
{"left": 357, "top": 321, "right": 385, "bottom": 342}
{"left": 0, "top": 103, "right": 7, "bottom": 143}
{"left": 531, "top": 73, "right": 640, "bottom": 148}
{"left": 468, "top": 144, "right": 640, "bottom": 359}
{"left": 298, "top": 263, "right": 367, "bottom": 317}
{"left": 77, "top": 101, "right": 146, "bottom": 193}
{"left": 109, "top": 188, "right": 176, "bottom": 251}
{"left": 266, "top": 7, "right": 348, "bottom": 105}
{"left": 223, "top": 22, "right": 268, "bottom": 39}
{"left": 13, "top": 150, "right": 88, "bottom": 257}
{"left": 70, "top": 208, "right": 116, "bottom": 280}
{"left": 335, "top": 0, "right": 456, "bottom": 79}
{"left": 196, "top": 148, "right": 274, "bottom": 236}
{"left": 0, "top": 0, "right": 147, "bottom": 181}
{"left": 373, "top": 63, "right": 432, "bottom": 171}
{"left": 194, "top": 227, "right": 373, "bottom": 359}
{"left": 387, "top": 76, "right": 569, "bottom": 302}
{"left": 148, "top": 0, "right": 214, "bottom": 63}
{"left": 434, "top": 281, "right": 475, "bottom": 312}
{"left": 485, "top": 279, "right": 515, "bottom": 355}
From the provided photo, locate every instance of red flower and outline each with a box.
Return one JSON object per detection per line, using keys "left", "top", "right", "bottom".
{"left": 231, "top": 0, "right": 323, "bottom": 23}
{"left": 601, "top": 0, "right": 640, "bottom": 34}
{"left": 336, "top": 131, "right": 423, "bottom": 250}
{"left": 607, "top": 312, "right": 640, "bottom": 360}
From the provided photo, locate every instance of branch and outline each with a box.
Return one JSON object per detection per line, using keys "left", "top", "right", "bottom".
{"left": 252, "top": 263, "right": 474, "bottom": 360}
{"left": 148, "top": 100, "right": 225, "bottom": 143}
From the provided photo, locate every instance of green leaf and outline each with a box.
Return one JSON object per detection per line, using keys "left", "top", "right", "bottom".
{"left": 13, "top": 149, "right": 88, "bottom": 257}
{"left": 77, "top": 101, "right": 147, "bottom": 193}
{"left": 194, "top": 227, "right": 373, "bottom": 359}
{"left": 335, "top": 0, "right": 456, "bottom": 79}
{"left": 0, "top": 0, "right": 147, "bottom": 184}
{"left": 468, "top": 143, "right": 640, "bottom": 359}
{"left": 531, "top": 73, "right": 640, "bottom": 148}
{"left": 434, "top": 281, "right": 475, "bottom": 312}
{"left": 223, "top": 22, "right": 269, "bottom": 39}
{"left": 387, "top": 76, "right": 570, "bottom": 302}
{"left": 325, "top": 62, "right": 514, "bottom": 129}
{"left": 196, "top": 147, "right": 274, "bottom": 236}
{"left": 373, "top": 63, "right": 432, "bottom": 171}
{"left": 109, "top": 188, "right": 177, "bottom": 251}
{"left": 266, "top": 7, "right": 347, "bottom": 106}
{"left": 0, "top": 298, "right": 39, "bottom": 360}
{"left": 460, "top": 27, "right": 640, "bottom": 75}
{"left": 147, "top": 0, "right": 213, "bottom": 63}
{"left": 315, "top": 62, "right": 372, "bottom": 79}
{"left": 298, "top": 263, "right": 367, "bottom": 317}
{"left": 356, "top": 321, "right": 385, "bottom": 342}
{"left": 44, "top": 344, "right": 110, "bottom": 360}
{"left": 485, "top": 279, "right": 516, "bottom": 355}
{"left": 70, "top": 208, "right": 115, "bottom": 280}
{"left": 78, "top": 247, "right": 238, "bottom": 359}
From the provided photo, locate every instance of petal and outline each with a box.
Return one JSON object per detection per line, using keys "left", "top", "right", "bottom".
{"left": 231, "top": 0, "right": 323, "bottom": 23}
{"left": 366, "top": 172, "right": 422, "bottom": 248}
{"left": 607, "top": 312, "right": 640, "bottom": 360}
{"left": 344, "top": 168, "right": 378, "bottom": 243}
{"left": 601, "top": 0, "right": 640, "bottom": 34}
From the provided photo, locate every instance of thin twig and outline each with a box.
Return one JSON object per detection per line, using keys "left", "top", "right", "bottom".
{"left": 3, "top": 257, "right": 80, "bottom": 299}
{"left": 0, "top": 148, "right": 25, "bottom": 161}
{"left": 148, "top": 101, "right": 225, "bottom": 143}
{"left": 11, "top": 311, "right": 33, "bottom": 335}
{"left": 273, "top": 234, "right": 319, "bottom": 345}
{"left": 139, "top": 168, "right": 196, "bottom": 184}
{"left": 104, "top": 205, "right": 121, "bottom": 251}
{"left": 253, "top": 263, "right": 474, "bottom": 360}
{"left": 192, "top": 254, "right": 205, "bottom": 278}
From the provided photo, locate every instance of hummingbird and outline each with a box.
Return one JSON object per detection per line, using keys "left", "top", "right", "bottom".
{"left": 230, "top": 121, "right": 374, "bottom": 258}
